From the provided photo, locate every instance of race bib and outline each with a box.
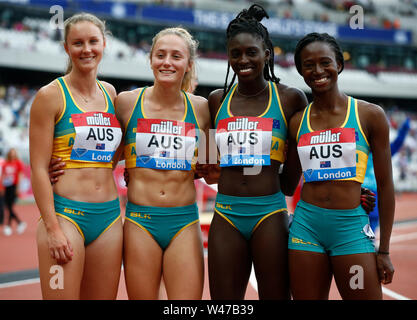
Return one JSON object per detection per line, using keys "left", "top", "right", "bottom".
{"left": 298, "top": 127, "right": 356, "bottom": 182}
{"left": 71, "top": 112, "right": 122, "bottom": 162}
{"left": 216, "top": 117, "right": 272, "bottom": 167}
{"left": 135, "top": 119, "right": 196, "bottom": 171}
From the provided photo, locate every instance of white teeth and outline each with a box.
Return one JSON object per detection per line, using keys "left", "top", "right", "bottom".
{"left": 240, "top": 68, "right": 252, "bottom": 73}
{"left": 315, "top": 77, "right": 328, "bottom": 83}
{"left": 160, "top": 70, "right": 174, "bottom": 74}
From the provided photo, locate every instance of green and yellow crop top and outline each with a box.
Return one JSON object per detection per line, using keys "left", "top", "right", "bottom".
{"left": 53, "top": 77, "right": 122, "bottom": 169}
{"left": 296, "top": 96, "right": 370, "bottom": 183}
{"left": 123, "top": 87, "right": 200, "bottom": 171}
{"left": 214, "top": 81, "right": 287, "bottom": 167}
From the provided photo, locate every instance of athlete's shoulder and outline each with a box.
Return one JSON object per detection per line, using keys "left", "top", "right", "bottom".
{"left": 276, "top": 82, "right": 308, "bottom": 121}
{"left": 116, "top": 87, "right": 143, "bottom": 106}
{"left": 187, "top": 93, "right": 210, "bottom": 129}
{"left": 99, "top": 80, "right": 117, "bottom": 100}
{"left": 355, "top": 98, "right": 388, "bottom": 131}
{"left": 187, "top": 92, "right": 208, "bottom": 108}
{"left": 356, "top": 98, "right": 384, "bottom": 115}
{"left": 30, "top": 79, "right": 64, "bottom": 121}
{"left": 208, "top": 88, "right": 225, "bottom": 120}
{"left": 32, "top": 80, "right": 62, "bottom": 108}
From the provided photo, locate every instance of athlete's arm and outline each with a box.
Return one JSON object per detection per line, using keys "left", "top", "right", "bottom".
{"left": 280, "top": 109, "right": 304, "bottom": 196}
{"left": 29, "top": 83, "right": 73, "bottom": 264}
{"left": 277, "top": 86, "right": 307, "bottom": 196}
{"left": 363, "top": 101, "right": 395, "bottom": 284}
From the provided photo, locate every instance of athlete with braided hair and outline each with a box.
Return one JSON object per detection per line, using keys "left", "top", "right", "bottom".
{"left": 207, "top": 4, "right": 307, "bottom": 299}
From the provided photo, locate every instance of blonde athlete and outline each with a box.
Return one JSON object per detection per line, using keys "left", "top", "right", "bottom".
{"left": 30, "top": 13, "right": 123, "bottom": 299}
{"left": 116, "top": 27, "right": 211, "bottom": 299}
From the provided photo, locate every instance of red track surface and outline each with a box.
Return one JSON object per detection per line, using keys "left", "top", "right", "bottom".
{"left": 1, "top": 193, "right": 416, "bottom": 300}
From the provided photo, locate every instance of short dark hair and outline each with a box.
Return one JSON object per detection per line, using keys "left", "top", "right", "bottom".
{"left": 222, "top": 4, "right": 280, "bottom": 100}
{"left": 294, "top": 32, "right": 344, "bottom": 75}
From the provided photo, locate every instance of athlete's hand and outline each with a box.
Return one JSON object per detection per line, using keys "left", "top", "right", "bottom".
{"left": 360, "top": 187, "right": 376, "bottom": 214}
{"left": 47, "top": 228, "right": 73, "bottom": 265}
{"left": 376, "top": 253, "right": 394, "bottom": 284}
{"left": 195, "top": 163, "right": 220, "bottom": 184}
{"left": 48, "top": 158, "right": 65, "bottom": 185}
{"left": 124, "top": 168, "right": 129, "bottom": 187}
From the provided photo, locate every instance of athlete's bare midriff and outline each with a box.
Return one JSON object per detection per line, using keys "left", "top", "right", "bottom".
{"left": 301, "top": 180, "right": 362, "bottom": 210}
{"left": 127, "top": 167, "right": 196, "bottom": 207}
{"left": 218, "top": 161, "right": 281, "bottom": 197}
{"left": 53, "top": 167, "right": 118, "bottom": 202}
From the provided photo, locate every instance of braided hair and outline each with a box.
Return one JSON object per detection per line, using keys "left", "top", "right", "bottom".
{"left": 222, "top": 4, "right": 280, "bottom": 100}
{"left": 294, "top": 32, "right": 345, "bottom": 75}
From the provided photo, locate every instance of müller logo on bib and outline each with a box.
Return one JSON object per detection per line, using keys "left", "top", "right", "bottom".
{"left": 135, "top": 119, "right": 197, "bottom": 171}
{"left": 70, "top": 112, "right": 122, "bottom": 162}
{"left": 298, "top": 127, "right": 357, "bottom": 182}
{"left": 216, "top": 116, "right": 273, "bottom": 167}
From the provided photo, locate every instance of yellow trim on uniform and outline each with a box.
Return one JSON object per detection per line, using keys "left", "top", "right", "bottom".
{"left": 340, "top": 96, "right": 351, "bottom": 128}
{"left": 257, "top": 81, "right": 272, "bottom": 117}
{"left": 96, "top": 215, "right": 121, "bottom": 240}
{"left": 170, "top": 219, "right": 199, "bottom": 243}
{"left": 181, "top": 91, "right": 188, "bottom": 121}
{"left": 61, "top": 77, "right": 108, "bottom": 113}
{"left": 185, "top": 91, "right": 201, "bottom": 129}
{"left": 140, "top": 87, "right": 188, "bottom": 122}
{"left": 227, "top": 83, "right": 272, "bottom": 118}
{"left": 124, "top": 217, "right": 154, "bottom": 239}
{"left": 55, "top": 213, "right": 85, "bottom": 241}
{"left": 97, "top": 80, "right": 114, "bottom": 109}
{"left": 252, "top": 208, "right": 287, "bottom": 234}
{"left": 307, "top": 96, "right": 351, "bottom": 132}
{"left": 125, "top": 88, "right": 144, "bottom": 134}
{"left": 55, "top": 79, "right": 67, "bottom": 125}
{"left": 214, "top": 86, "right": 236, "bottom": 124}
{"left": 272, "top": 82, "right": 288, "bottom": 128}
{"left": 296, "top": 106, "right": 309, "bottom": 142}
{"left": 214, "top": 208, "right": 238, "bottom": 231}
{"left": 354, "top": 99, "right": 370, "bottom": 147}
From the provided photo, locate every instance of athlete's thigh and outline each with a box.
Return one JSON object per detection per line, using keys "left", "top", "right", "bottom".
{"left": 80, "top": 218, "right": 123, "bottom": 300}
{"left": 208, "top": 213, "right": 252, "bottom": 300}
{"left": 251, "top": 212, "right": 290, "bottom": 300}
{"left": 37, "top": 216, "right": 85, "bottom": 299}
{"left": 331, "top": 253, "right": 382, "bottom": 300}
{"left": 288, "top": 249, "right": 332, "bottom": 300}
{"left": 123, "top": 220, "right": 163, "bottom": 300}
{"left": 163, "top": 222, "right": 204, "bottom": 300}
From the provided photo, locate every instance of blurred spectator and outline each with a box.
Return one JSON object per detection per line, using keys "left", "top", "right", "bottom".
{"left": 1, "top": 148, "right": 26, "bottom": 236}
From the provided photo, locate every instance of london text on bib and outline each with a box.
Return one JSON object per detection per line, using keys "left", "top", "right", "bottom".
{"left": 71, "top": 112, "right": 122, "bottom": 162}
{"left": 216, "top": 117, "right": 273, "bottom": 167}
{"left": 135, "top": 119, "right": 196, "bottom": 171}
{"left": 298, "top": 127, "right": 356, "bottom": 182}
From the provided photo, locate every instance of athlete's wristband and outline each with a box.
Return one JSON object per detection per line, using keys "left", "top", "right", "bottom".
{"left": 377, "top": 251, "right": 390, "bottom": 255}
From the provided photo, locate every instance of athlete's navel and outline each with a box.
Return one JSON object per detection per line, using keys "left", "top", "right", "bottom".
{"left": 160, "top": 190, "right": 165, "bottom": 196}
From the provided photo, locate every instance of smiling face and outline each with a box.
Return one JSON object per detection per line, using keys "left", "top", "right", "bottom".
{"left": 299, "top": 41, "right": 342, "bottom": 93}
{"left": 150, "top": 34, "right": 192, "bottom": 88}
{"left": 64, "top": 21, "right": 105, "bottom": 73}
{"left": 227, "top": 32, "right": 269, "bottom": 82}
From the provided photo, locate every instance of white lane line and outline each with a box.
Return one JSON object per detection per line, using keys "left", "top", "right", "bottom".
{"left": 0, "top": 278, "right": 40, "bottom": 289}
{"left": 249, "top": 265, "right": 258, "bottom": 292}
{"left": 249, "top": 266, "right": 412, "bottom": 301}
{"left": 389, "top": 232, "right": 417, "bottom": 243}
{"left": 382, "top": 287, "right": 411, "bottom": 300}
